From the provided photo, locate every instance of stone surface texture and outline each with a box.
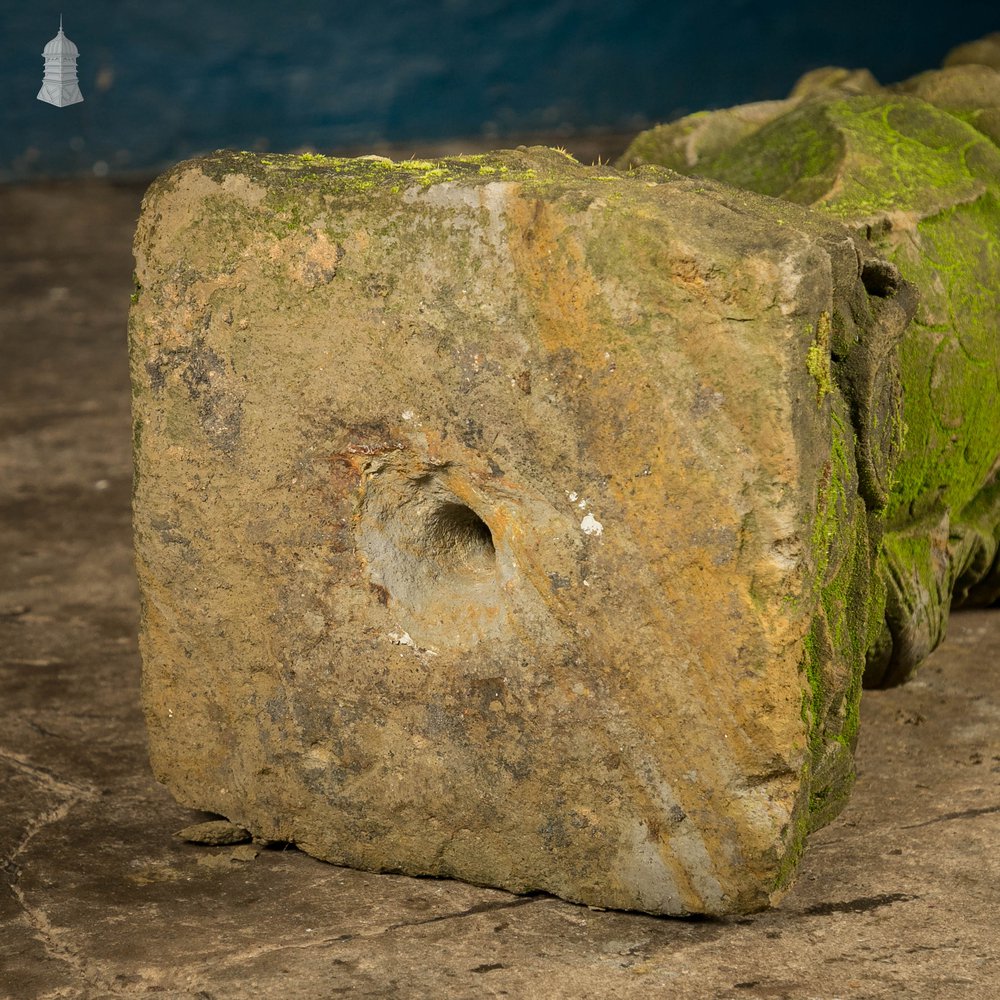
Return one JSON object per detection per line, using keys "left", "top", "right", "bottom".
{"left": 3, "top": 175, "right": 999, "bottom": 1000}
{"left": 130, "top": 147, "right": 911, "bottom": 914}
{"left": 943, "top": 31, "right": 1000, "bottom": 71}
{"left": 619, "top": 40, "right": 1000, "bottom": 688}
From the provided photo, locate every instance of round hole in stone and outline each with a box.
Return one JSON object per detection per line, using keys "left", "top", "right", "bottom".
{"left": 424, "top": 501, "right": 496, "bottom": 575}
{"left": 354, "top": 461, "right": 508, "bottom": 644}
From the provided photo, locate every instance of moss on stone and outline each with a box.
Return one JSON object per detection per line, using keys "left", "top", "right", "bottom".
{"left": 621, "top": 93, "right": 1000, "bottom": 689}
{"left": 818, "top": 99, "right": 997, "bottom": 220}
{"left": 886, "top": 192, "right": 1000, "bottom": 529}
{"left": 805, "top": 313, "right": 834, "bottom": 404}
{"left": 800, "top": 406, "right": 876, "bottom": 838}
{"left": 196, "top": 148, "right": 548, "bottom": 198}
{"left": 696, "top": 105, "right": 845, "bottom": 205}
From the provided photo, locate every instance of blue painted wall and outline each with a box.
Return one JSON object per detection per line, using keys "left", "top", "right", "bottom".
{"left": 1, "top": 1, "right": 996, "bottom": 180}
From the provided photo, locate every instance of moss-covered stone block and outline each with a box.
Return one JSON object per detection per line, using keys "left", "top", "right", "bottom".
{"left": 131, "top": 147, "right": 912, "bottom": 914}
{"left": 621, "top": 83, "right": 1000, "bottom": 688}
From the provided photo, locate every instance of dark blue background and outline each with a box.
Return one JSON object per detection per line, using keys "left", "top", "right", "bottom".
{"left": 2, "top": 1, "right": 996, "bottom": 180}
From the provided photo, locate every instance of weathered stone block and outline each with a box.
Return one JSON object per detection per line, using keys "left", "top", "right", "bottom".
{"left": 621, "top": 77, "right": 1000, "bottom": 687}
{"left": 131, "top": 147, "right": 911, "bottom": 914}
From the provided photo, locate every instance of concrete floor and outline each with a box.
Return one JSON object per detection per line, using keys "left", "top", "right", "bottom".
{"left": 1, "top": 174, "right": 998, "bottom": 1000}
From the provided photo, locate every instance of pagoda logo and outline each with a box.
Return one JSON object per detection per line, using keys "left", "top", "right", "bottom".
{"left": 38, "top": 16, "right": 84, "bottom": 108}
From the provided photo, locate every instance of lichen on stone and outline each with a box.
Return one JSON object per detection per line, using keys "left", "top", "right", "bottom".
{"left": 805, "top": 313, "right": 834, "bottom": 404}
{"left": 621, "top": 85, "right": 1000, "bottom": 690}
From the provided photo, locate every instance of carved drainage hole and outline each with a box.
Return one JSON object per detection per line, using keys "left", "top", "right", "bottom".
{"left": 425, "top": 501, "right": 495, "bottom": 575}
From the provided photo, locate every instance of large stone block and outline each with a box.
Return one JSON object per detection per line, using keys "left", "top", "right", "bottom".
{"left": 620, "top": 65, "right": 1000, "bottom": 687}
{"left": 130, "top": 147, "right": 912, "bottom": 914}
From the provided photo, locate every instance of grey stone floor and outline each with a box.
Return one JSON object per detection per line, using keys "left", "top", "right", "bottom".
{"left": 1, "top": 178, "right": 998, "bottom": 1000}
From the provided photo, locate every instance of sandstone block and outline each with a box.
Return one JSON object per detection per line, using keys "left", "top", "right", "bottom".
{"left": 621, "top": 90, "right": 1000, "bottom": 687}
{"left": 131, "top": 147, "right": 911, "bottom": 914}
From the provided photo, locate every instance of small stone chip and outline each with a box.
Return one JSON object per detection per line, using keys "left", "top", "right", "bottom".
{"left": 174, "top": 820, "right": 251, "bottom": 846}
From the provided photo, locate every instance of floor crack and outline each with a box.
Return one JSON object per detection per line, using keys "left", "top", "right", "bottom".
{"left": 900, "top": 804, "right": 1000, "bottom": 829}
{"left": 1, "top": 756, "right": 127, "bottom": 997}
{"left": 383, "top": 894, "right": 539, "bottom": 931}
{"left": 0, "top": 747, "right": 100, "bottom": 800}
{"left": 184, "top": 894, "right": 544, "bottom": 981}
